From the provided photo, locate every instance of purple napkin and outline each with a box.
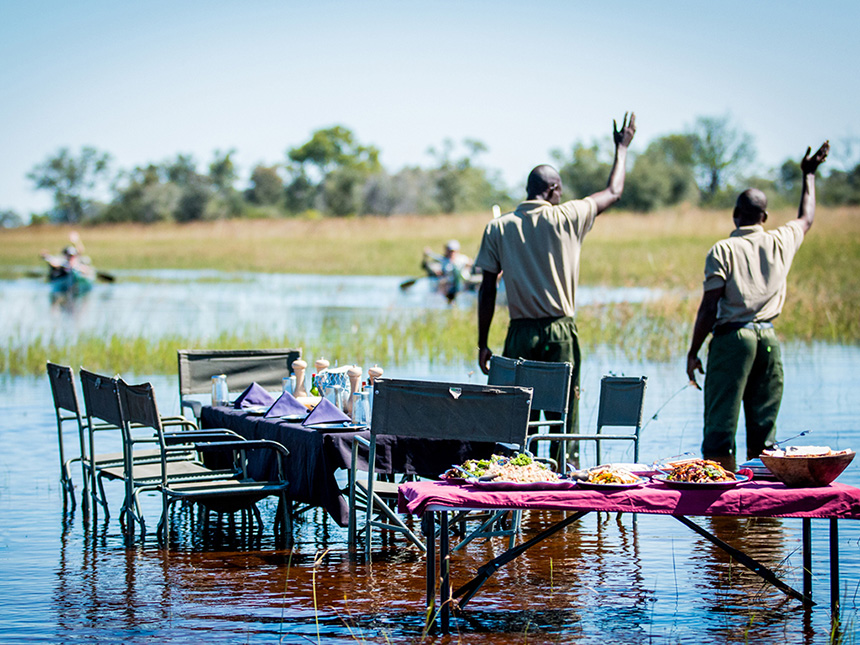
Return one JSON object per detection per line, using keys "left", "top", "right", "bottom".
{"left": 302, "top": 397, "right": 351, "bottom": 426}
{"left": 265, "top": 390, "right": 309, "bottom": 418}
{"left": 233, "top": 382, "right": 276, "bottom": 409}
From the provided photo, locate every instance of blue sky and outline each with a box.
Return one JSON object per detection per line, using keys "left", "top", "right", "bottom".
{"left": 1, "top": 0, "right": 857, "bottom": 216}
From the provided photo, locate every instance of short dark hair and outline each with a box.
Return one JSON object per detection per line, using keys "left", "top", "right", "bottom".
{"left": 734, "top": 188, "right": 768, "bottom": 225}
{"left": 526, "top": 165, "right": 561, "bottom": 199}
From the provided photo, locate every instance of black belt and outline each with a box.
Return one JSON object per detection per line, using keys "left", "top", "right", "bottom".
{"left": 713, "top": 321, "right": 774, "bottom": 335}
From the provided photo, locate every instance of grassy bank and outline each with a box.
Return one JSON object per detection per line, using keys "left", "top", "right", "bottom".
{"left": 3, "top": 206, "right": 858, "bottom": 287}
{"left": 2, "top": 206, "right": 858, "bottom": 376}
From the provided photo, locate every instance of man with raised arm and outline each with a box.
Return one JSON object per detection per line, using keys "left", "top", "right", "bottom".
{"left": 474, "top": 113, "right": 636, "bottom": 447}
{"left": 686, "top": 142, "right": 830, "bottom": 469}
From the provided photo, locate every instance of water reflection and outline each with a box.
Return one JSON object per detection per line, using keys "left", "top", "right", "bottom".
{"left": 685, "top": 517, "right": 797, "bottom": 638}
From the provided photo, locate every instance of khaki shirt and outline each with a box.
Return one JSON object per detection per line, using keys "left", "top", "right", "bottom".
{"left": 703, "top": 220, "right": 805, "bottom": 324}
{"left": 474, "top": 197, "right": 597, "bottom": 319}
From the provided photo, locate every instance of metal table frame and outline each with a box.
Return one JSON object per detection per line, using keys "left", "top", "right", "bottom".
{"left": 422, "top": 506, "right": 843, "bottom": 634}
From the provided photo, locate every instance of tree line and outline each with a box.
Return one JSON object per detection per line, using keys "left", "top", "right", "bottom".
{"left": 3, "top": 114, "right": 859, "bottom": 227}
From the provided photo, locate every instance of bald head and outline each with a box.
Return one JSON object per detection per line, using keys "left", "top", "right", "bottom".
{"left": 734, "top": 188, "right": 768, "bottom": 226}
{"left": 526, "top": 165, "right": 562, "bottom": 204}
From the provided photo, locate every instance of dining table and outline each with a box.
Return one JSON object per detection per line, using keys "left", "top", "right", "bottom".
{"left": 398, "top": 478, "right": 860, "bottom": 633}
{"left": 200, "top": 404, "right": 514, "bottom": 527}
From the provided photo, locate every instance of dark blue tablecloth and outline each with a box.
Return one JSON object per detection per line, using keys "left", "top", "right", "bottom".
{"left": 201, "top": 405, "right": 513, "bottom": 526}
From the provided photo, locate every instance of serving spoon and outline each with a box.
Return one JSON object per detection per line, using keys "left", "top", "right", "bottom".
{"left": 771, "top": 430, "right": 810, "bottom": 448}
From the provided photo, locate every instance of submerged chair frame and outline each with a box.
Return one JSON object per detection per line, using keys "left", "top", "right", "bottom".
{"left": 348, "top": 378, "right": 532, "bottom": 557}
{"left": 79, "top": 369, "right": 242, "bottom": 533}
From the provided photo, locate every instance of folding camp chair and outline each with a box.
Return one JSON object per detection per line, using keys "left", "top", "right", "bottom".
{"left": 454, "top": 356, "right": 574, "bottom": 550}
{"left": 47, "top": 362, "right": 94, "bottom": 510}
{"left": 527, "top": 375, "right": 647, "bottom": 468}
{"left": 117, "top": 379, "right": 292, "bottom": 546}
{"left": 348, "top": 378, "right": 532, "bottom": 557}
{"left": 53, "top": 364, "right": 182, "bottom": 518}
{"left": 177, "top": 348, "right": 302, "bottom": 420}
{"left": 79, "top": 369, "right": 240, "bottom": 533}
{"left": 489, "top": 356, "right": 573, "bottom": 465}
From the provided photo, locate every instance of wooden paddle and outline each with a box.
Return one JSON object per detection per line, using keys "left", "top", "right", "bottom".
{"left": 27, "top": 267, "right": 116, "bottom": 282}
{"left": 399, "top": 277, "right": 423, "bottom": 290}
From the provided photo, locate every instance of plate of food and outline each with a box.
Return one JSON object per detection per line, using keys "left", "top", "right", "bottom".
{"left": 576, "top": 465, "right": 648, "bottom": 490}
{"left": 441, "top": 453, "right": 576, "bottom": 489}
{"left": 652, "top": 458, "right": 749, "bottom": 488}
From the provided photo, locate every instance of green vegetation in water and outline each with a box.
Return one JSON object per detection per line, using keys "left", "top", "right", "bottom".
{"left": 6, "top": 294, "right": 855, "bottom": 378}
{"left": 2, "top": 208, "right": 858, "bottom": 378}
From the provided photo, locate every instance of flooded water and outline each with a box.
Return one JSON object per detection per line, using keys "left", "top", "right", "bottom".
{"left": 0, "top": 270, "right": 661, "bottom": 344}
{"left": 0, "top": 272, "right": 858, "bottom": 644}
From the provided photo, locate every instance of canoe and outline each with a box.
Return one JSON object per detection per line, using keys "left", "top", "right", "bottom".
{"left": 48, "top": 264, "right": 95, "bottom": 297}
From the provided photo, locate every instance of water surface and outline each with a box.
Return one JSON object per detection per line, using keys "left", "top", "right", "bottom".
{"left": 0, "top": 273, "right": 857, "bottom": 644}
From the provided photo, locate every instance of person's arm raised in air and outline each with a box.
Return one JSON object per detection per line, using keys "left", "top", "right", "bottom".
{"left": 589, "top": 112, "right": 636, "bottom": 215}
{"left": 796, "top": 141, "right": 829, "bottom": 235}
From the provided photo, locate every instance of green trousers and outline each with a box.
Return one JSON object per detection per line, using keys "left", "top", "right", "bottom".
{"left": 703, "top": 325, "right": 783, "bottom": 462}
{"left": 503, "top": 316, "right": 581, "bottom": 463}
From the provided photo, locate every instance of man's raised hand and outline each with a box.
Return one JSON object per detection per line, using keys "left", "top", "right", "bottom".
{"left": 801, "top": 141, "right": 830, "bottom": 175}
{"left": 613, "top": 112, "right": 636, "bottom": 148}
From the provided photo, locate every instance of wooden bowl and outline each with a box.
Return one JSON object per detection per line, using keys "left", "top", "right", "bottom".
{"left": 759, "top": 451, "right": 855, "bottom": 487}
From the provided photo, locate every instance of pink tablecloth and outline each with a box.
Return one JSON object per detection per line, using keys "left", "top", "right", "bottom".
{"left": 398, "top": 480, "right": 860, "bottom": 520}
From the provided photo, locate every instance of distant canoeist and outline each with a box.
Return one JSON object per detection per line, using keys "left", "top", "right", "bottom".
{"left": 421, "top": 239, "right": 475, "bottom": 302}
{"left": 41, "top": 231, "right": 96, "bottom": 297}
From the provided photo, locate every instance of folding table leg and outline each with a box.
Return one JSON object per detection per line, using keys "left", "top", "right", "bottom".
{"left": 440, "top": 511, "right": 450, "bottom": 634}
{"left": 830, "top": 518, "right": 840, "bottom": 620}
{"left": 453, "top": 510, "right": 589, "bottom": 609}
{"left": 802, "top": 518, "right": 812, "bottom": 603}
{"left": 423, "top": 511, "right": 436, "bottom": 629}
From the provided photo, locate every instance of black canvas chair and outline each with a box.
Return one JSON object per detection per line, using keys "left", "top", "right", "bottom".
{"left": 347, "top": 378, "right": 532, "bottom": 556}
{"left": 79, "top": 369, "right": 241, "bottom": 533}
{"left": 117, "top": 379, "right": 292, "bottom": 545}
{"left": 65, "top": 365, "right": 185, "bottom": 518}
{"left": 488, "top": 355, "right": 573, "bottom": 465}
{"left": 177, "top": 348, "right": 302, "bottom": 420}
{"left": 47, "top": 362, "right": 97, "bottom": 511}
{"left": 527, "top": 375, "right": 648, "bottom": 468}
{"left": 451, "top": 356, "right": 574, "bottom": 550}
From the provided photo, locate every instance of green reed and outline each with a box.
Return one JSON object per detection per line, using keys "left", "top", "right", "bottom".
{"left": 3, "top": 205, "right": 858, "bottom": 377}
{"left": 6, "top": 292, "right": 858, "bottom": 378}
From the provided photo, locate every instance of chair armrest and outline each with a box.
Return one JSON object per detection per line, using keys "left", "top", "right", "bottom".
{"left": 182, "top": 399, "right": 202, "bottom": 420}
{"left": 350, "top": 434, "right": 371, "bottom": 471}
{"left": 160, "top": 416, "right": 199, "bottom": 431}
{"left": 193, "top": 439, "right": 290, "bottom": 459}
{"left": 194, "top": 439, "right": 290, "bottom": 480}
{"left": 163, "top": 429, "right": 242, "bottom": 445}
